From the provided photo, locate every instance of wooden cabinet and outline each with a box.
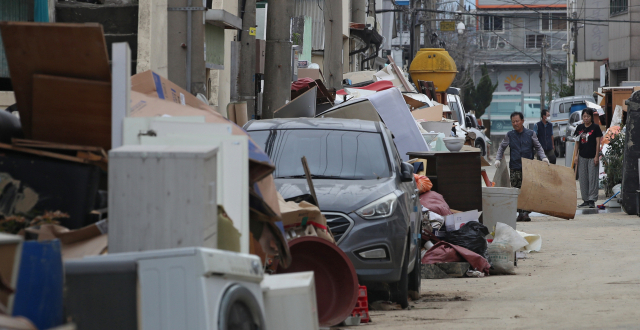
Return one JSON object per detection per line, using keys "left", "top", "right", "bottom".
{"left": 407, "top": 151, "right": 482, "bottom": 213}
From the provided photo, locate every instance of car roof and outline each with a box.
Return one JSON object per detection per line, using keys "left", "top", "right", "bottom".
{"left": 244, "top": 117, "right": 382, "bottom": 133}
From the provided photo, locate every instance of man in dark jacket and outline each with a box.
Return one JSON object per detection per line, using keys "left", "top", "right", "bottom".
{"left": 535, "top": 109, "right": 556, "bottom": 164}
{"left": 494, "top": 112, "right": 549, "bottom": 222}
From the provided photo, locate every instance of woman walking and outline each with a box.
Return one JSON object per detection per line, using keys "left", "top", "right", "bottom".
{"left": 573, "top": 108, "right": 603, "bottom": 208}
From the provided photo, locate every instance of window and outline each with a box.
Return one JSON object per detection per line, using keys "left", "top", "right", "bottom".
{"left": 482, "top": 16, "right": 503, "bottom": 31}
{"left": 526, "top": 35, "right": 547, "bottom": 48}
{"left": 249, "top": 129, "right": 391, "bottom": 180}
{"left": 610, "top": 0, "right": 628, "bottom": 15}
{"left": 542, "top": 13, "right": 567, "bottom": 30}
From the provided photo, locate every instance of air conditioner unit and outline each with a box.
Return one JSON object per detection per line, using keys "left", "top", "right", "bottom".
{"left": 497, "top": 41, "right": 506, "bottom": 49}
{"left": 64, "top": 248, "right": 266, "bottom": 330}
{"left": 562, "top": 43, "right": 568, "bottom": 51}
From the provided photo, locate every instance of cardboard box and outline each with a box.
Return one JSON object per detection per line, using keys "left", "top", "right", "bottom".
{"left": 412, "top": 104, "right": 444, "bottom": 122}
{"left": 298, "top": 68, "right": 321, "bottom": 81}
{"left": 132, "top": 70, "right": 209, "bottom": 111}
{"left": 25, "top": 222, "right": 108, "bottom": 260}
{"left": 278, "top": 194, "right": 324, "bottom": 228}
{"left": 444, "top": 210, "right": 479, "bottom": 232}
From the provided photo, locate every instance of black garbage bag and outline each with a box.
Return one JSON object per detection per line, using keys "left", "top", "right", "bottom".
{"left": 444, "top": 222, "right": 490, "bottom": 258}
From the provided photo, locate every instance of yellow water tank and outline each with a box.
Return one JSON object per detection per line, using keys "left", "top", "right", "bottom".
{"left": 408, "top": 48, "right": 458, "bottom": 92}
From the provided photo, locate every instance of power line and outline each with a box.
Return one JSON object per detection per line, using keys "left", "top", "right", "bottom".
{"left": 377, "top": 7, "right": 640, "bottom": 24}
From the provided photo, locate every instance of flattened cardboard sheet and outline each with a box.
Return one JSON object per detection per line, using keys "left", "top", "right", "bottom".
{"left": 517, "top": 159, "right": 577, "bottom": 219}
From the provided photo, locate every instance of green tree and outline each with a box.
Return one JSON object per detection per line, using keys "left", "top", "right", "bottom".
{"left": 463, "top": 64, "right": 498, "bottom": 118}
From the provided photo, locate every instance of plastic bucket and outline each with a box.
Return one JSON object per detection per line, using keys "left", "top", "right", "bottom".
{"left": 482, "top": 187, "right": 521, "bottom": 231}
{"left": 274, "top": 236, "right": 358, "bottom": 327}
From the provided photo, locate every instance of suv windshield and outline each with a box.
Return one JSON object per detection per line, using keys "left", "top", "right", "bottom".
{"left": 249, "top": 129, "right": 391, "bottom": 180}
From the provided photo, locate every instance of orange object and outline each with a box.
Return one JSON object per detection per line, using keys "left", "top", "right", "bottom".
{"left": 601, "top": 126, "right": 621, "bottom": 147}
{"left": 481, "top": 169, "right": 494, "bottom": 187}
{"left": 414, "top": 174, "right": 433, "bottom": 194}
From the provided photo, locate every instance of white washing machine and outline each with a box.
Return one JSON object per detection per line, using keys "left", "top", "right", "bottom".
{"left": 65, "top": 247, "right": 266, "bottom": 330}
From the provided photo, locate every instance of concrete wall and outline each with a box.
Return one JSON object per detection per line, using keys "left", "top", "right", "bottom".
{"left": 608, "top": 0, "right": 640, "bottom": 78}
{"left": 575, "top": 80, "right": 600, "bottom": 96}
{"left": 474, "top": 64, "right": 565, "bottom": 94}
{"left": 137, "top": 0, "right": 168, "bottom": 77}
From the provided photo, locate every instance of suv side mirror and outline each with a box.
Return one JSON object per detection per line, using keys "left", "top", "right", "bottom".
{"left": 400, "top": 162, "right": 414, "bottom": 182}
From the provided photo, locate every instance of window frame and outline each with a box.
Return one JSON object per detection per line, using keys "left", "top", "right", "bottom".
{"left": 525, "top": 34, "right": 549, "bottom": 49}
{"left": 481, "top": 15, "right": 504, "bottom": 33}
{"left": 610, "top": 0, "right": 628, "bottom": 16}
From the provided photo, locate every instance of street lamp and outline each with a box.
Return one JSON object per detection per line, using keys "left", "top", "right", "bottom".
{"left": 457, "top": 22, "right": 466, "bottom": 35}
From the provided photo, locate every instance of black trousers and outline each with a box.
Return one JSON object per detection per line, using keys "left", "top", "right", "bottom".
{"left": 537, "top": 149, "right": 556, "bottom": 164}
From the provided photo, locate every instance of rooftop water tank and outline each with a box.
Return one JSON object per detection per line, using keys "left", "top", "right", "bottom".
{"left": 409, "top": 48, "right": 458, "bottom": 92}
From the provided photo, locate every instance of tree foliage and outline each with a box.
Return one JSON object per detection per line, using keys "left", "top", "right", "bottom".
{"left": 462, "top": 64, "right": 498, "bottom": 118}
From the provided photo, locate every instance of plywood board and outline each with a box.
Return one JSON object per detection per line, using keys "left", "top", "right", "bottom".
{"left": 0, "top": 22, "right": 110, "bottom": 138}
{"left": 412, "top": 104, "right": 444, "bottom": 122}
{"left": 31, "top": 75, "right": 111, "bottom": 151}
{"left": 517, "top": 158, "right": 577, "bottom": 219}
{"left": 612, "top": 89, "right": 632, "bottom": 111}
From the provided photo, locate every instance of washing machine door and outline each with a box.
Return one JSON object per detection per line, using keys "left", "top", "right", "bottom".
{"left": 218, "top": 284, "right": 266, "bottom": 330}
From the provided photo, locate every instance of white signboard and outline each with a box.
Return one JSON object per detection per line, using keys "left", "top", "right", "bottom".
{"left": 584, "top": 0, "right": 609, "bottom": 61}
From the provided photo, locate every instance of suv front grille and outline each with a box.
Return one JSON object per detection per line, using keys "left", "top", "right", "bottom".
{"left": 323, "top": 212, "right": 354, "bottom": 245}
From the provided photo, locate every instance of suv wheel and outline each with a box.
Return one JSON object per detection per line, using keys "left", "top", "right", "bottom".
{"left": 408, "top": 237, "right": 422, "bottom": 296}
{"left": 390, "top": 243, "right": 409, "bottom": 308}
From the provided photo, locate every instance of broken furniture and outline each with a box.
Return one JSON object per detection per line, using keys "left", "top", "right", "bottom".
{"left": 0, "top": 233, "right": 22, "bottom": 315}
{"left": 407, "top": 151, "right": 482, "bottom": 214}
{"left": 108, "top": 145, "right": 219, "bottom": 253}
{"left": 0, "top": 149, "right": 101, "bottom": 229}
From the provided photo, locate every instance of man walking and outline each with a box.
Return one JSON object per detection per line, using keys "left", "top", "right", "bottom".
{"left": 535, "top": 109, "right": 556, "bottom": 164}
{"left": 495, "top": 112, "right": 550, "bottom": 222}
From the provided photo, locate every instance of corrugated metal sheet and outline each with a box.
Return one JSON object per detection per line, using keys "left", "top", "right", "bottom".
{"left": 294, "top": 0, "right": 325, "bottom": 50}
{"left": 0, "top": 0, "right": 32, "bottom": 78}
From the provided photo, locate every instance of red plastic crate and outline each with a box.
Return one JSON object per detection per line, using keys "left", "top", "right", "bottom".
{"left": 351, "top": 285, "right": 370, "bottom": 323}
{"left": 352, "top": 308, "right": 370, "bottom": 323}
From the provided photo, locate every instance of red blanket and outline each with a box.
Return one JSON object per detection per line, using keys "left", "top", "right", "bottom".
{"left": 419, "top": 191, "right": 452, "bottom": 216}
{"left": 422, "top": 241, "right": 491, "bottom": 275}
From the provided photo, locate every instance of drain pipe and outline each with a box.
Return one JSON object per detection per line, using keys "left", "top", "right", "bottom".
{"left": 186, "top": 0, "right": 192, "bottom": 93}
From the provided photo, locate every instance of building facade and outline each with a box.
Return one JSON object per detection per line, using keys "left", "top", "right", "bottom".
{"left": 474, "top": 0, "right": 569, "bottom": 135}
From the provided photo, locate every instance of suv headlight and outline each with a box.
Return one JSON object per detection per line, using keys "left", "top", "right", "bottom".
{"left": 355, "top": 193, "right": 398, "bottom": 219}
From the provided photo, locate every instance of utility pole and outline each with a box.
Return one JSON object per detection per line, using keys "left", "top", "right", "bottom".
{"left": 238, "top": 0, "right": 257, "bottom": 117}
{"left": 323, "top": 0, "right": 343, "bottom": 90}
{"left": 423, "top": 0, "right": 434, "bottom": 48}
{"left": 409, "top": 0, "right": 416, "bottom": 62}
{"left": 262, "top": 0, "right": 293, "bottom": 118}
{"left": 540, "top": 39, "right": 547, "bottom": 110}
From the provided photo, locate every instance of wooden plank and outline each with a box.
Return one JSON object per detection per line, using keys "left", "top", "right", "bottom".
{"left": 31, "top": 74, "right": 111, "bottom": 151}
{"left": 387, "top": 55, "right": 413, "bottom": 92}
{"left": 518, "top": 158, "right": 577, "bottom": 220}
{"left": 0, "top": 22, "right": 110, "bottom": 138}
{"left": 11, "top": 138, "right": 105, "bottom": 153}
{"left": 0, "top": 142, "right": 89, "bottom": 164}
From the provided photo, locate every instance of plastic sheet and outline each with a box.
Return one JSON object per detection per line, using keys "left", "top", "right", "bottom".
{"left": 444, "top": 222, "right": 489, "bottom": 257}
